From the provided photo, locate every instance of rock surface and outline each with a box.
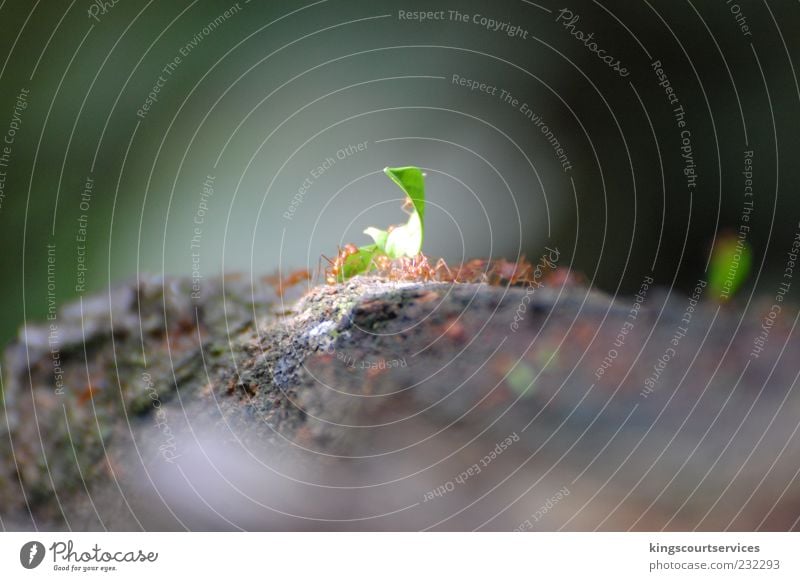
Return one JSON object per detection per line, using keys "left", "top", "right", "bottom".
{"left": 1, "top": 274, "right": 799, "bottom": 531}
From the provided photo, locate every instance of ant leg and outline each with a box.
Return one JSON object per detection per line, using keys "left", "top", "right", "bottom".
{"left": 317, "top": 256, "right": 325, "bottom": 284}
{"left": 434, "top": 258, "right": 452, "bottom": 282}
{"left": 320, "top": 254, "right": 335, "bottom": 284}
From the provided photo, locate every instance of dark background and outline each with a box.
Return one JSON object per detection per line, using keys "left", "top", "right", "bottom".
{"left": 0, "top": 0, "right": 798, "bottom": 348}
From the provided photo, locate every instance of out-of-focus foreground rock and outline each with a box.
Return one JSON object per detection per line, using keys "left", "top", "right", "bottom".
{"left": 1, "top": 274, "right": 799, "bottom": 531}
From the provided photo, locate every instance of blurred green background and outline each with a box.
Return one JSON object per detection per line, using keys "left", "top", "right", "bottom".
{"left": 0, "top": 0, "right": 798, "bottom": 349}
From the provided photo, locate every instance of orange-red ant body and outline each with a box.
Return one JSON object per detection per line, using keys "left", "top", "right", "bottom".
{"left": 321, "top": 243, "right": 360, "bottom": 284}
{"left": 321, "top": 249, "right": 551, "bottom": 287}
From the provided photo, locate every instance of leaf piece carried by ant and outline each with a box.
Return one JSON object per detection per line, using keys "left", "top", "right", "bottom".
{"left": 708, "top": 231, "right": 752, "bottom": 301}
{"left": 325, "top": 244, "right": 381, "bottom": 284}
{"left": 322, "top": 165, "right": 428, "bottom": 282}
{"left": 341, "top": 245, "right": 381, "bottom": 280}
{"left": 383, "top": 166, "right": 425, "bottom": 259}
{"left": 363, "top": 227, "right": 388, "bottom": 249}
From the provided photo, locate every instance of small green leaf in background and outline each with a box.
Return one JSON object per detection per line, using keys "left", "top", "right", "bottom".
{"left": 708, "top": 233, "right": 752, "bottom": 301}
{"left": 384, "top": 166, "right": 425, "bottom": 222}
{"left": 506, "top": 362, "right": 538, "bottom": 397}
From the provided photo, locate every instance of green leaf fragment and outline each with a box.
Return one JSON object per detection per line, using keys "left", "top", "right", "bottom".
{"left": 363, "top": 227, "right": 389, "bottom": 251}
{"left": 384, "top": 166, "right": 425, "bottom": 222}
{"left": 339, "top": 245, "right": 380, "bottom": 281}
{"left": 332, "top": 165, "right": 427, "bottom": 281}
{"left": 382, "top": 166, "right": 425, "bottom": 258}
{"left": 708, "top": 234, "right": 752, "bottom": 300}
{"left": 506, "top": 362, "right": 538, "bottom": 397}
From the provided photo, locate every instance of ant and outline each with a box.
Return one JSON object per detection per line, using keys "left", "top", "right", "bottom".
{"left": 321, "top": 248, "right": 550, "bottom": 288}
{"left": 374, "top": 254, "right": 451, "bottom": 282}
{"left": 321, "top": 247, "right": 452, "bottom": 284}
{"left": 320, "top": 243, "right": 360, "bottom": 285}
{"left": 263, "top": 268, "right": 312, "bottom": 297}
{"left": 486, "top": 257, "right": 536, "bottom": 285}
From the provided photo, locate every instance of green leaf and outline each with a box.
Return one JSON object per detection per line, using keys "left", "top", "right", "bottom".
{"left": 385, "top": 211, "right": 422, "bottom": 258}
{"left": 384, "top": 166, "right": 425, "bottom": 222}
{"left": 382, "top": 166, "right": 425, "bottom": 258}
{"left": 506, "top": 362, "right": 538, "bottom": 397}
{"left": 338, "top": 245, "right": 380, "bottom": 281}
{"left": 708, "top": 234, "right": 752, "bottom": 300}
{"left": 363, "top": 227, "right": 388, "bottom": 251}
{"left": 327, "top": 166, "right": 427, "bottom": 281}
